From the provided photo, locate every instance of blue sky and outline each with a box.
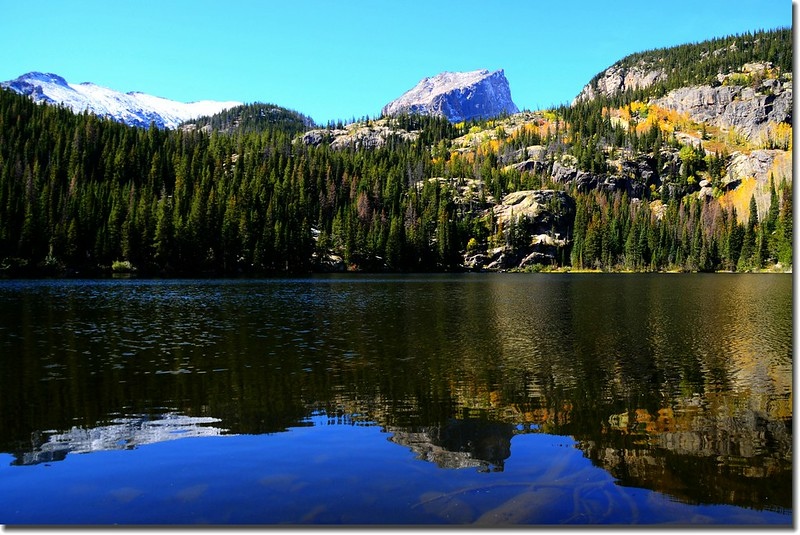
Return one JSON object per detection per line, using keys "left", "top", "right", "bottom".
{"left": 1, "top": 0, "right": 792, "bottom": 124}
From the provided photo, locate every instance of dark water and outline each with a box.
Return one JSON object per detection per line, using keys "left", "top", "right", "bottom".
{"left": 0, "top": 274, "right": 792, "bottom": 525}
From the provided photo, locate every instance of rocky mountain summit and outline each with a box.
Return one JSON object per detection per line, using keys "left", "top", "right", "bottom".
{"left": 2, "top": 72, "right": 241, "bottom": 129}
{"left": 382, "top": 69, "right": 519, "bottom": 122}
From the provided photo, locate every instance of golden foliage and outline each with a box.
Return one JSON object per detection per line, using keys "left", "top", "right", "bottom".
{"left": 509, "top": 123, "right": 539, "bottom": 141}
{"left": 475, "top": 138, "right": 502, "bottom": 157}
{"left": 542, "top": 110, "right": 558, "bottom": 122}
{"left": 449, "top": 151, "right": 475, "bottom": 165}
{"left": 719, "top": 177, "right": 758, "bottom": 222}
{"left": 757, "top": 121, "right": 793, "bottom": 151}
{"left": 629, "top": 101, "right": 649, "bottom": 116}
{"left": 613, "top": 102, "right": 698, "bottom": 136}
{"left": 768, "top": 150, "right": 793, "bottom": 186}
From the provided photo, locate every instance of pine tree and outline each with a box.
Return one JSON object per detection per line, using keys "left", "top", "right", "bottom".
{"left": 775, "top": 183, "right": 793, "bottom": 266}
{"left": 737, "top": 195, "right": 759, "bottom": 271}
{"left": 385, "top": 215, "right": 405, "bottom": 270}
{"left": 153, "top": 190, "right": 174, "bottom": 270}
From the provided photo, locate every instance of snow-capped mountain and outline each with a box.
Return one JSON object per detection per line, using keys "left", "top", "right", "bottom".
{"left": 382, "top": 69, "right": 519, "bottom": 122}
{"left": 1, "top": 72, "right": 242, "bottom": 129}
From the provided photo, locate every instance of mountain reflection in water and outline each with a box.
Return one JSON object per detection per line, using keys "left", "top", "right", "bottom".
{"left": 0, "top": 274, "right": 791, "bottom": 523}
{"left": 11, "top": 413, "right": 226, "bottom": 466}
{"left": 389, "top": 419, "right": 514, "bottom": 472}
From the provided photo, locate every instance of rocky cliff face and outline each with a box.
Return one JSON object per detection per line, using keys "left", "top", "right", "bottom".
{"left": 464, "top": 189, "right": 575, "bottom": 271}
{"left": 651, "top": 77, "right": 792, "bottom": 141}
{"left": 550, "top": 156, "right": 656, "bottom": 199}
{"left": 575, "top": 61, "right": 792, "bottom": 142}
{"left": 725, "top": 149, "right": 791, "bottom": 186}
{"left": 573, "top": 62, "right": 667, "bottom": 104}
{"left": 382, "top": 69, "right": 519, "bottom": 122}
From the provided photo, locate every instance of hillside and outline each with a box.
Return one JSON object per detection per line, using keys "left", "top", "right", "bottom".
{"left": 180, "top": 102, "right": 315, "bottom": 136}
{"left": 0, "top": 28, "right": 792, "bottom": 276}
{"left": 574, "top": 27, "right": 792, "bottom": 104}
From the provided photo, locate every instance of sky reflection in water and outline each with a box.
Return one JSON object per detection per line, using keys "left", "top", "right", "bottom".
{"left": 0, "top": 275, "right": 792, "bottom": 525}
{"left": 0, "top": 414, "right": 789, "bottom": 525}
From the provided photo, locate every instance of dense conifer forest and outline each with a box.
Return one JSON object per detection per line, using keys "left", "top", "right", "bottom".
{"left": 0, "top": 28, "right": 792, "bottom": 276}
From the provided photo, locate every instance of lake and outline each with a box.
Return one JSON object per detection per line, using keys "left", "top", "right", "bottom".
{"left": 0, "top": 274, "right": 792, "bottom": 525}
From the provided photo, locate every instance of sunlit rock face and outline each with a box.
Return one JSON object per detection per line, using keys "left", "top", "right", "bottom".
{"left": 382, "top": 69, "right": 519, "bottom": 122}
{"left": 573, "top": 63, "right": 667, "bottom": 104}
{"left": 463, "top": 189, "right": 576, "bottom": 271}
{"left": 650, "top": 82, "right": 792, "bottom": 141}
{"left": 574, "top": 61, "right": 792, "bottom": 143}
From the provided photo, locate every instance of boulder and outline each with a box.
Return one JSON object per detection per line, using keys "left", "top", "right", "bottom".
{"left": 315, "top": 253, "right": 346, "bottom": 272}
{"left": 506, "top": 158, "right": 548, "bottom": 175}
{"left": 551, "top": 160, "right": 579, "bottom": 183}
{"left": 519, "top": 251, "right": 556, "bottom": 268}
{"left": 492, "top": 190, "right": 574, "bottom": 235}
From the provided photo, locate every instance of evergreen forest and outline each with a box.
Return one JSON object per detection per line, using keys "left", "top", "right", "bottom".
{"left": 0, "top": 28, "right": 792, "bottom": 276}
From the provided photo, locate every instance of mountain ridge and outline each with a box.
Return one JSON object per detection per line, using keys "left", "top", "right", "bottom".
{"left": 1, "top": 71, "right": 242, "bottom": 129}
{"left": 573, "top": 27, "right": 792, "bottom": 105}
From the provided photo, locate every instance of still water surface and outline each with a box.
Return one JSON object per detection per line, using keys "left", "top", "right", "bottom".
{"left": 0, "top": 274, "right": 792, "bottom": 525}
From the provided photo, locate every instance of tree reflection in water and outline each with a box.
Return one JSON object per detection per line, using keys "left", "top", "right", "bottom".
{"left": 0, "top": 275, "right": 792, "bottom": 519}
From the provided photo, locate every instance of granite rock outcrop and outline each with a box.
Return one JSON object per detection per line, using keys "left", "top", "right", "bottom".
{"left": 573, "top": 62, "right": 667, "bottom": 104}
{"left": 651, "top": 78, "right": 792, "bottom": 140}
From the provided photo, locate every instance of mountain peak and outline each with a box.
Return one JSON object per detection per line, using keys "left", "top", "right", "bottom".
{"left": 382, "top": 69, "right": 519, "bottom": 122}
{"left": 1, "top": 72, "right": 241, "bottom": 129}
{"left": 17, "top": 71, "right": 71, "bottom": 87}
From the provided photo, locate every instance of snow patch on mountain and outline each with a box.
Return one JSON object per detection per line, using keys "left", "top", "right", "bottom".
{"left": 382, "top": 69, "right": 519, "bottom": 122}
{"left": 1, "top": 72, "right": 242, "bottom": 129}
